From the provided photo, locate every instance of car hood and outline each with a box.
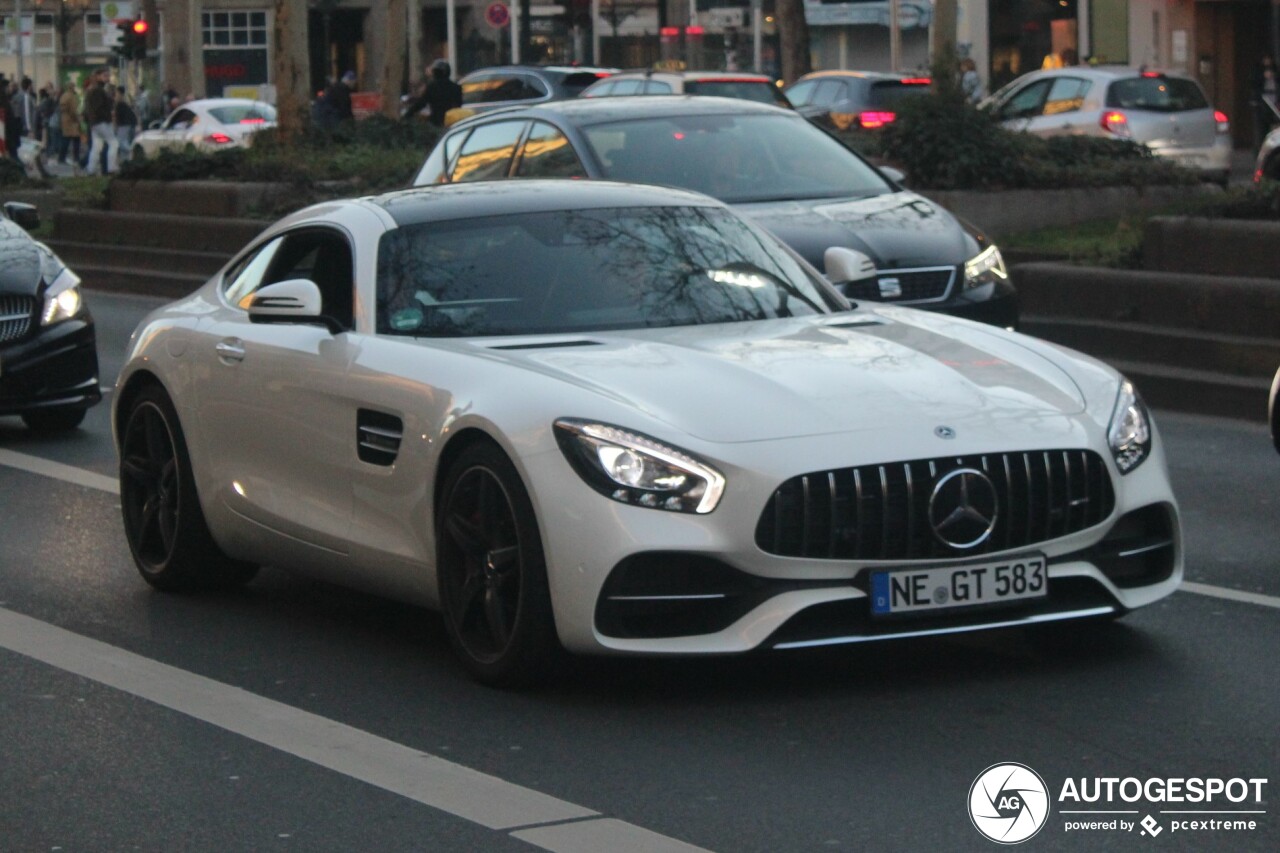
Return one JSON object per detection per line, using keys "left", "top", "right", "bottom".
{"left": 735, "top": 191, "right": 976, "bottom": 271}
{"left": 479, "top": 310, "right": 1086, "bottom": 444}
{"left": 0, "top": 220, "right": 43, "bottom": 296}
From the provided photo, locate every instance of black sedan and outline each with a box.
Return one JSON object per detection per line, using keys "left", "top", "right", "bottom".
{"left": 0, "top": 202, "right": 100, "bottom": 431}
{"left": 412, "top": 96, "right": 1017, "bottom": 327}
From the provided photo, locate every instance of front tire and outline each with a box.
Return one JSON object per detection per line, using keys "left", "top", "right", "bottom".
{"left": 119, "top": 385, "right": 257, "bottom": 591}
{"left": 436, "top": 441, "right": 560, "bottom": 687}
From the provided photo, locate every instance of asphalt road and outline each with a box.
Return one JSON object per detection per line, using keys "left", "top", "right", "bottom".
{"left": 1, "top": 290, "right": 1276, "bottom": 852}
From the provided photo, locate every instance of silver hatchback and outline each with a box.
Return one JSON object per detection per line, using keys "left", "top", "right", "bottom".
{"left": 984, "top": 67, "right": 1232, "bottom": 183}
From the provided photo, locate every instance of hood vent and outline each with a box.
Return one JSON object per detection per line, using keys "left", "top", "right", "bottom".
{"left": 486, "top": 338, "right": 603, "bottom": 351}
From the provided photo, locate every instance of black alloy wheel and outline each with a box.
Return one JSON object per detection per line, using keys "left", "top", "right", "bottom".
{"left": 437, "top": 442, "right": 559, "bottom": 686}
{"left": 119, "top": 385, "right": 257, "bottom": 591}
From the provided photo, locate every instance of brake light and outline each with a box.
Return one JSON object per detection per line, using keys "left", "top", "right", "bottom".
{"left": 206, "top": 133, "right": 233, "bottom": 144}
{"left": 686, "top": 26, "right": 705, "bottom": 36}
{"left": 239, "top": 118, "right": 265, "bottom": 125}
{"left": 1141, "top": 71, "right": 1162, "bottom": 78}
{"left": 1214, "top": 110, "right": 1230, "bottom": 134}
{"left": 1100, "top": 111, "right": 1131, "bottom": 137}
{"left": 859, "top": 111, "right": 896, "bottom": 129}
{"left": 900, "top": 77, "right": 931, "bottom": 85}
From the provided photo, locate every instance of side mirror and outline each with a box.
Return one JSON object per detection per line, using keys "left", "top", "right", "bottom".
{"left": 3, "top": 201, "right": 40, "bottom": 232}
{"left": 248, "top": 279, "right": 341, "bottom": 333}
{"left": 148, "top": 120, "right": 162, "bottom": 130}
{"left": 879, "top": 166, "right": 906, "bottom": 185}
{"left": 824, "top": 247, "right": 877, "bottom": 284}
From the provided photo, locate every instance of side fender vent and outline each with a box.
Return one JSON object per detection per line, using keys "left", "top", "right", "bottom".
{"left": 357, "top": 409, "right": 403, "bottom": 466}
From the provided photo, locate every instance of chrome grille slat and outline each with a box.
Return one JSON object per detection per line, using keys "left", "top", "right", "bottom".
{"left": 0, "top": 295, "right": 35, "bottom": 344}
{"left": 756, "top": 449, "right": 1115, "bottom": 560}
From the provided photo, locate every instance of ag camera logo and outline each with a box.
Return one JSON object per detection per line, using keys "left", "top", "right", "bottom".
{"left": 969, "top": 763, "right": 1051, "bottom": 844}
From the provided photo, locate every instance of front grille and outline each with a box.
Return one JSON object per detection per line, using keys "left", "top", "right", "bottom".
{"left": 844, "top": 266, "right": 956, "bottom": 303}
{"left": 756, "top": 450, "right": 1115, "bottom": 561}
{"left": 0, "top": 295, "right": 36, "bottom": 343}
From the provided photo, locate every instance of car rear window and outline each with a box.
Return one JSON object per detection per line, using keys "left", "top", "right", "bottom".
{"left": 867, "top": 81, "right": 931, "bottom": 108}
{"left": 685, "top": 80, "right": 790, "bottom": 108}
{"left": 560, "top": 72, "right": 611, "bottom": 97}
{"left": 1106, "top": 77, "right": 1208, "bottom": 112}
{"left": 376, "top": 206, "right": 840, "bottom": 337}
{"left": 208, "top": 104, "right": 276, "bottom": 123}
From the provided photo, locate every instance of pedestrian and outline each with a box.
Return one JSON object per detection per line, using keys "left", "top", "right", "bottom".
{"left": 57, "top": 80, "right": 81, "bottom": 166}
{"left": 37, "top": 85, "right": 58, "bottom": 167}
{"left": 135, "top": 83, "right": 153, "bottom": 128}
{"left": 403, "top": 60, "right": 463, "bottom": 127}
{"left": 960, "top": 58, "right": 984, "bottom": 104}
{"left": 114, "top": 86, "right": 138, "bottom": 163}
{"left": 1252, "top": 54, "right": 1279, "bottom": 148}
{"left": 82, "top": 67, "right": 119, "bottom": 175}
{"left": 3, "top": 79, "right": 23, "bottom": 163}
{"left": 321, "top": 70, "right": 356, "bottom": 126}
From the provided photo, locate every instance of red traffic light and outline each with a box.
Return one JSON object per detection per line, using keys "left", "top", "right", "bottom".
{"left": 132, "top": 19, "right": 149, "bottom": 35}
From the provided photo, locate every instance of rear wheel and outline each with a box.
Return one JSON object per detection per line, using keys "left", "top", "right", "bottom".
{"left": 436, "top": 442, "right": 560, "bottom": 687}
{"left": 119, "top": 385, "right": 257, "bottom": 591}
{"left": 21, "top": 407, "right": 85, "bottom": 432}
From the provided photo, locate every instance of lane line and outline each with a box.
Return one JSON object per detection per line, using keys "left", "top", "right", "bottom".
{"left": 2, "top": 452, "right": 1279, "bottom": 617}
{"left": 0, "top": 607, "right": 710, "bottom": 852}
{"left": 0, "top": 448, "right": 119, "bottom": 494}
{"left": 1179, "top": 581, "right": 1280, "bottom": 611}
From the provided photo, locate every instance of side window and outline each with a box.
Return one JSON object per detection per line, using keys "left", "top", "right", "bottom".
{"left": 452, "top": 121, "right": 528, "bottom": 182}
{"left": 585, "top": 80, "right": 614, "bottom": 97}
{"left": 643, "top": 80, "right": 674, "bottom": 94}
{"left": 786, "top": 80, "right": 817, "bottom": 107}
{"left": 612, "top": 79, "right": 643, "bottom": 95}
{"left": 461, "top": 74, "right": 499, "bottom": 105}
{"left": 999, "top": 79, "right": 1052, "bottom": 120}
{"left": 492, "top": 74, "right": 548, "bottom": 102}
{"left": 515, "top": 122, "right": 586, "bottom": 178}
{"left": 167, "top": 109, "right": 197, "bottom": 130}
{"left": 1042, "top": 77, "right": 1092, "bottom": 115}
{"left": 261, "top": 230, "right": 356, "bottom": 330}
{"left": 415, "top": 130, "right": 471, "bottom": 185}
{"left": 812, "top": 80, "right": 844, "bottom": 108}
{"left": 223, "top": 237, "right": 285, "bottom": 309}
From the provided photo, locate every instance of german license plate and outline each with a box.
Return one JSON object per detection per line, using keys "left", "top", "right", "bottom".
{"left": 870, "top": 554, "right": 1047, "bottom": 615}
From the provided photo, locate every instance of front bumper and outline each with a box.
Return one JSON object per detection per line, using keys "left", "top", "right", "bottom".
{"left": 846, "top": 274, "right": 1019, "bottom": 330}
{"left": 528, "top": 420, "right": 1181, "bottom": 656}
{"left": 0, "top": 317, "right": 101, "bottom": 417}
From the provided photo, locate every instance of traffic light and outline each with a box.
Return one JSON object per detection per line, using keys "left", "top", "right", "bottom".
{"left": 114, "top": 20, "right": 134, "bottom": 61}
{"left": 131, "top": 19, "right": 149, "bottom": 61}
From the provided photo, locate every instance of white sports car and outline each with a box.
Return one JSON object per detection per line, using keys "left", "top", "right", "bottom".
{"left": 131, "top": 98, "right": 276, "bottom": 160}
{"left": 114, "top": 180, "right": 1182, "bottom": 685}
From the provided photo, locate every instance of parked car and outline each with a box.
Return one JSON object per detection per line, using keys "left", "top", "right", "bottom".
{"left": 580, "top": 70, "right": 792, "bottom": 108}
{"left": 983, "top": 67, "right": 1232, "bottom": 184}
{"left": 1270, "top": 367, "right": 1280, "bottom": 454}
{"left": 786, "top": 70, "right": 931, "bottom": 130}
{"left": 456, "top": 65, "right": 618, "bottom": 116}
{"left": 412, "top": 96, "right": 1017, "bottom": 327}
{"left": 1253, "top": 124, "right": 1280, "bottom": 182}
{"left": 131, "top": 98, "right": 277, "bottom": 160}
{"left": 113, "top": 179, "right": 1181, "bottom": 685}
{"left": 0, "top": 202, "right": 100, "bottom": 432}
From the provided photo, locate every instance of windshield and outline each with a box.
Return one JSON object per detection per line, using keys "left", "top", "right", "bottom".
{"left": 684, "top": 80, "right": 791, "bottom": 107}
{"left": 208, "top": 103, "right": 277, "bottom": 124}
{"left": 1106, "top": 77, "right": 1209, "bottom": 112}
{"left": 582, "top": 114, "right": 892, "bottom": 203}
{"left": 376, "top": 206, "right": 844, "bottom": 337}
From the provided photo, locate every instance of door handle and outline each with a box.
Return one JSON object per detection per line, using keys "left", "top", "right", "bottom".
{"left": 215, "top": 338, "right": 245, "bottom": 363}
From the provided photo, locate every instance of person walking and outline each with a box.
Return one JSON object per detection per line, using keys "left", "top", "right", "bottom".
{"left": 82, "top": 67, "right": 118, "bottom": 175}
{"left": 403, "top": 60, "right": 463, "bottom": 127}
{"left": 3, "top": 79, "right": 22, "bottom": 163}
{"left": 57, "top": 80, "right": 81, "bottom": 166}
{"left": 113, "top": 85, "right": 138, "bottom": 162}
{"left": 1252, "top": 55, "right": 1279, "bottom": 148}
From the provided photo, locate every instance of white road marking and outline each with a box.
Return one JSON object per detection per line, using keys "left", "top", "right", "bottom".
{"left": 0, "top": 448, "right": 119, "bottom": 494}
{"left": 0, "top": 607, "right": 711, "bottom": 852}
{"left": 1179, "top": 581, "right": 1280, "bottom": 611}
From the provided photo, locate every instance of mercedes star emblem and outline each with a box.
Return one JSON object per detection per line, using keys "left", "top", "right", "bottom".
{"left": 929, "top": 468, "right": 999, "bottom": 549}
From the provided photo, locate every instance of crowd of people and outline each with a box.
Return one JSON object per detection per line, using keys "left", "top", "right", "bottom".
{"left": 1, "top": 66, "right": 172, "bottom": 175}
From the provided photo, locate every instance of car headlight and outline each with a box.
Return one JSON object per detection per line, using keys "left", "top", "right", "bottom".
{"left": 1108, "top": 379, "right": 1152, "bottom": 474}
{"left": 554, "top": 419, "right": 725, "bottom": 514}
{"left": 41, "top": 265, "right": 84, "bottom": 326}
{"left": 963, "top": 245, "right": 1008, "bottom": 290}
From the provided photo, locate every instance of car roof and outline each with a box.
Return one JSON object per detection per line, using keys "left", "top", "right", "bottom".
{"left": 607, "top": 70, "right": 773, "bottom": 82}
{"left": 460, "top": 65, "right": 619, "bottom": 79}
{"left": 363, "top": 179, "right": 722, "bottom": 227}
{"left": 184, "top": 98, "right": 272, "bottom": 110}
{"left": 793, "top": 70, "right": 926, "bottom": 83}
{"left": 1016, "top": 66, "right": 1198, "bottom": 83}
{"left": 451, "top": 94, "right": 793, "bottom": 129}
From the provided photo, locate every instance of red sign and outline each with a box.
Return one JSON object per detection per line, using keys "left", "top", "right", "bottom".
{"left": 485, "top": 2, "right": 510, "bottom": 29}
{"left": 351, "top": 91, "right": 383, "bottom": 120}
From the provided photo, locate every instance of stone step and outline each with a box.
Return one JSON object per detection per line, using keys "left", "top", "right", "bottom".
{"left": 108, "top": 180, "right": 292, "bottom": 218}
{"left": 77, "top": 265, "right": 209, "bottom": 301}
{"left": 1022, "top": 316, "right": 1280, "bottom": 380}
{"left": 1103, "top": 359, "right": 1272, "bottom": 424}
{"left": 46, "top": 240, "right": 231, "bottom": 278}
{"left": 53, "top": 208, "right": 265, "bottom": 254}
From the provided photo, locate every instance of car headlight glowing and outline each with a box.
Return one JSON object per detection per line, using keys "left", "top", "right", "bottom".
{"left": 41, "top": 266, "right": 84, "bottom": 326}
{"left": 554, "top": 419, "right": 725, "bottom": 514}
{"left": 1108, "top": 379, "right": 1152, "bottom": 474}
{"left": 963, "top": 245, "right": 1008, "bottom": 290}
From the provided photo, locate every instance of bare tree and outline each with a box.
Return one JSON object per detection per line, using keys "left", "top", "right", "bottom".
{"left": 775, "top": 0, "right": 811, "bottom": 84}
{"left": 273, "top": 0, "right": 310, "bottom": 136}
{"left": 381, "top": 0, "right": 407, "bottom": 118}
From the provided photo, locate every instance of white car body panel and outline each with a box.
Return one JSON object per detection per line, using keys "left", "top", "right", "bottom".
{"left": 115, "top": 184, "right": 1183, "bottom": 657}
{"left": 134, "top": 98, "right": 276, "bottom": 158}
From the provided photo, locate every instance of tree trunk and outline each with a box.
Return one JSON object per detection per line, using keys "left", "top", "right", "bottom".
{"left": 381, "top": 0, "right": 407, "bottom": 118}
{"left": 273, "top": 0, "right": 311, "bottom": 137}
{"left": 775, "top": 0, "right": 811, "bottom": 85}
